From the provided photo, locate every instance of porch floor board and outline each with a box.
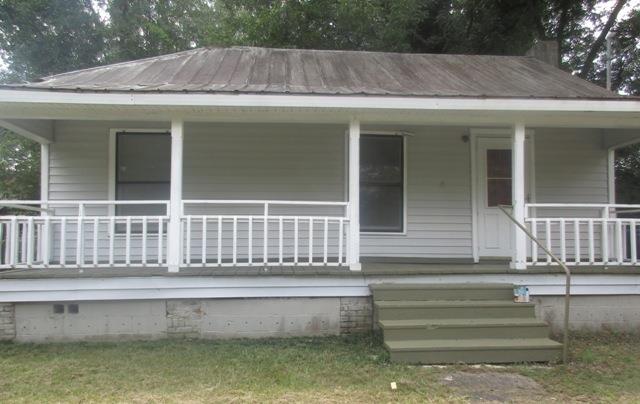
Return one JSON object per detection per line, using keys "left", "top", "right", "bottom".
{"left": 0, "top": 261, "right": 637, "bottom": 279}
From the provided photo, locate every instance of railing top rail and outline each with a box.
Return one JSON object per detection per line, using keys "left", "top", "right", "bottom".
{"left": 183, "top": 199, "right": 349, "bottom": 207}
{"left": 0, "top": 200, "right": 169, "bottom": 206}
{"left": 527, "top": 203, "right": 640, "bottom": 209}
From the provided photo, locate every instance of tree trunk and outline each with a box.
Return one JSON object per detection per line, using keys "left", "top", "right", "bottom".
{"left": 578, "top": 0, "right": 627, "bottom": 79}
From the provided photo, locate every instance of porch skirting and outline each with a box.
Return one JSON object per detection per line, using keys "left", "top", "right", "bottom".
{"left": 2, "top": 293, "right": 640, "bottom": 342}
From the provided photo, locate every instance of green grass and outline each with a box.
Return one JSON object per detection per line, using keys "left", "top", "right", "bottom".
{"left": 0, "top": 333, "right": 638, "bottom": 403}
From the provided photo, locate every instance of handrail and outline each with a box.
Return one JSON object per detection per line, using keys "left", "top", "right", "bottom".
{"left": 499, "top": 205, "right": 570, "bottom": 365}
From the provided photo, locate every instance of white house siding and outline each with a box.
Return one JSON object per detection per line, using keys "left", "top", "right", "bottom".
{"left": 360, "top": 127, "right": 473, "bottom": 259}
{"left": 531, "top": 128, "right": 609, "bottom": 259}
{"left": 45, "top": 121, "right": 610, "bottom": 262}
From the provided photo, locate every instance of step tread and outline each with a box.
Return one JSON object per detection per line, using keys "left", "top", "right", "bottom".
{"left": 375, "top": 300, "right": 533, "bottom": 308}
{"left": 370, "top": 283, "right": 514, "bottom": 291}
{"left": 386, "top": 338, "right": 562, "bottom": 352}
{"left": 379, "top": 318, "right": 547, "bottom": 329}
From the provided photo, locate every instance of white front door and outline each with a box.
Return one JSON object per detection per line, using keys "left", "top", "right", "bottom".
{"left": 476, "top": 137, "right": 531, "bottom": 258}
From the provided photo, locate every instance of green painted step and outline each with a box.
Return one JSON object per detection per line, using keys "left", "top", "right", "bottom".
{"left": 375, "top": 300, "right": 536, "bottom": 320}
{"left": 371, "top": 283, "right": 515, "bottom": 301}
{"left": 380, "top": 318, "right": 551, "bottom": 340}
{"left": 386, "top": 338, "right": 562, "bottom": 364}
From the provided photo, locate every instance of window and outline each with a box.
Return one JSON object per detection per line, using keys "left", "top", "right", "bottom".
{"left": 116, "top": 132, "right": 170, "bottom": 216}
{"left": 486, "top": 149, "right": 512, "bottom": 207}
{"left": 360, "top": 135, "right": 404, "bottom": 233}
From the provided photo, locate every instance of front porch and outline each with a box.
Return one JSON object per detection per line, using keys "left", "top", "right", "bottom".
{"left": 1, "top": 119, "right": 640, "bottom": 274}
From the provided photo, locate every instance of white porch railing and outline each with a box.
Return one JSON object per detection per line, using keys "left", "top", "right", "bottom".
{"left": 181, "top": 200, "right": 350, "bottom": 267}
{"left": 0, "top": 199, "right": 351, "bottom": 270}
{"left": 525, "top": 203, "right": 640, "bottom": 266}
{"left": 0, "top": 200, "right": 169, "bottom": 269}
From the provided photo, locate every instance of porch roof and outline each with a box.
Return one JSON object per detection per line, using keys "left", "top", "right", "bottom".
{"left": 0, "top": 46, "right": 626, "bottom": 101}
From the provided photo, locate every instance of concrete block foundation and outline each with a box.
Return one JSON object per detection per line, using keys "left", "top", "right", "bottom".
{"left": 4, "top": 294, "right": 640, "bottom": 342}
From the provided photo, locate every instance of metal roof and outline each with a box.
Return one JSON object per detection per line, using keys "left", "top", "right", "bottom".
{"left": 1, "top": 46, "right": 625, "bottom": 100}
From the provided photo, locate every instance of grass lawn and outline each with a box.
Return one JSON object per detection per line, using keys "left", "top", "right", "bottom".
{"left": 0, "top": 333, "right": 638, "bottom": 403}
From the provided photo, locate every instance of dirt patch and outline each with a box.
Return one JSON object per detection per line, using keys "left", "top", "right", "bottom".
{"left": 441, "top": 371, "right": 552, "bottom": 403}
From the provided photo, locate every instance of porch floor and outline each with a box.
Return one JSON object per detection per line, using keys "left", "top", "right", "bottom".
{"left": 0, "top": 261, "right": 635, "bottom": 279}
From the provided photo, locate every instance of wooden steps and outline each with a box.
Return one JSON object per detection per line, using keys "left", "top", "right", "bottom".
{"left": 372, "top": 283, "right": 562, "bottom": 364}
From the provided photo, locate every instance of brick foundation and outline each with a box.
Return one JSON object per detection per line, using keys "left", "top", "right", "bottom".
{"left": 166, "top": 300, "right": 203, "bottom": 338}
{"left": 339, "top": 296, "right": 373, "bottom": 334}
{"left": 0, "top": 303, "right": 16, "bottom": 341}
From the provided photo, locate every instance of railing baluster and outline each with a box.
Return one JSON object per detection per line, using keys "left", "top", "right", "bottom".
{"left": 185, "top": 216, "right": 191, "bottom": 265}
{"left": 631, "top": 220, "right": 637, "bottom": 265}
{"left": 125, "top": 217, "right": 131, "bottom": 265}
{"left": 294, "top": 217, "right": 299, "bottom": 265}
{"left": 309, "top": 218, "right": 313, "bottom": 265}
{"left": 545, "top": 219, "right": 552, "bottom": 265}
{"left": 93, "top": 217, "right": 99, "bottom": 266}
{"left": 141, "top": 217, "right": 147, "bottom": 265}
{"left": 263, "top": 205, "right": 268, "bottom": 265}
{"left": 26, "top": 217, "right": 34, "bottom": 266}
{"left": 560, "top": 219, "right": 566, "bottom": 263}
{"left": 21, "top": 222, "right": 27, "bottom": 264}
{"left": 201, "top": 216, "right": 207, "bottom": 266}
{"left": 616, "top": 220, "right": 623, "bottom": 264}
{"left": 76, "top": 217, "right": 83, "bottom": 267}
{"left": 217, "top": 216, "right": 222, "bottom": 266}
{"left": 278, "top": 217, "right": 283, "bottom": 265}
{"left": 109, "top": 217, "right": 115, "bottom": 266}
{"left": 60, "top": 217, "right": 66, "bottom": 266}
{"left": 0, "top": 222, "right": 4, "bottom": 265}
{"left": 323, "top": 218, "right": 328, "bottom": 265}
{"left": 157, "top": 217, "right": 163, "bottom": 265}
{"left": 232, "top": 216, "right": 238, "bottom": 266}
{"left": 602, "top": 219, "right": 609, "bottom": 264}
{"left": 588, "top": 219, "right": 595, "bottom": 264}
{"left": 248, "top": 217, "right": 253, "bottom": 266}
{"left": 338, "top": 218, "right": 344, "bottom": 265}
{"left": 530, "top": 219, "right": 538, "bottom": 263}
{"left": 574, "top": 219, "right": 580, "bottom": 265}
{"left": 35, "top": 222, "right": 41, "bottom": 263}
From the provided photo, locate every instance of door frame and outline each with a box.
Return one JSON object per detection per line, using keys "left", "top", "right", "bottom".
{"left": 470, "top": 129, "right": 536, "bottom": 262}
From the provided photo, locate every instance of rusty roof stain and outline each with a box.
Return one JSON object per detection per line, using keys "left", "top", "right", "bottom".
{"left": 1, "top": 46, "right": 626, "bottom": 100}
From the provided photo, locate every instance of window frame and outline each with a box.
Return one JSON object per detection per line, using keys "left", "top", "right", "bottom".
{"left": 358, "top": 132, "right": 408, "bottom": 236}
{"left": 108, "top": 128, "right": 171, "bottom": 220}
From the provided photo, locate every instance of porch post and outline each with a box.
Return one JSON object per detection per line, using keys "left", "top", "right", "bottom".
{"left": 167, "top": 118, "right": 184, "bottom": 273}
{"left": 348, "top": 118, "right": 361, "bottom": 271}
{"left": 512, "top": 123, "right": 527, "bottom": 270}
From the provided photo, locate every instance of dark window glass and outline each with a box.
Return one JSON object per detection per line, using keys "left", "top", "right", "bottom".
{"left": 116, "top": 132, "right": 170, "bottom": 217}
{"left": 360, "top": 135, "right": 404, "bottom": 232}
{"left": 486, "top": 149, "right": 512, "bottom": 207}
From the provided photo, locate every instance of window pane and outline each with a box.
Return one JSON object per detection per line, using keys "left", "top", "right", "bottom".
{"left": 487, "top": 179, "right": 511, "bottom": 207}
{"left": 361, "top": 136, "right": 403, "bottom": 183}
{"left": 116, "top": 183, "right": 169, "bottom": 216}
{"left": 117, "top": 133, "right": 171, "bottom": 182}
{"left": 486, "top": 149, "right": 511, "bottom": 178}
{"left": 361, "top": 185, "right": 403, "bottom": 232}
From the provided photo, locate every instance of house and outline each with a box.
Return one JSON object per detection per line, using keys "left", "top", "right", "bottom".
{"left": 0, "top": 45, "right": 639, "bottom": 363}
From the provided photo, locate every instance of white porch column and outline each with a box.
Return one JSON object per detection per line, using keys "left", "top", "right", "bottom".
{"left": 512, "top": 123, "right": 527, "bottom": 270}
{"left": 167, "top": 119, "right": 184, "bottom": 272}
{"left": 348, "top": 118, "right": 361, "bottom": 271}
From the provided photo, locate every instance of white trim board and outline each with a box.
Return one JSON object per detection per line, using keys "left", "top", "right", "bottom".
{"left": 1, "top": 90, "right": 639, "bottom": 113}
{"left": 2, "top": 274, "right": 640, "bottom": 302}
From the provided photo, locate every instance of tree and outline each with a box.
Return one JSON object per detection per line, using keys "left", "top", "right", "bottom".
{"left": 210, "top": 0, "right": 423, "bottom": 52}
{"left": 105, "top": 0, "right": 216, "bottom": 62}
{"left": 0, "top": 0, "right": 105, "bottom": 82}
{"left": 0, "top": 129, "right": 39, "bottom": 202}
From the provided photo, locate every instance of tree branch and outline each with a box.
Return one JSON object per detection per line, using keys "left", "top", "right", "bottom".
{"left": 579, "top": 0, "right": 627, "bottom": 79}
